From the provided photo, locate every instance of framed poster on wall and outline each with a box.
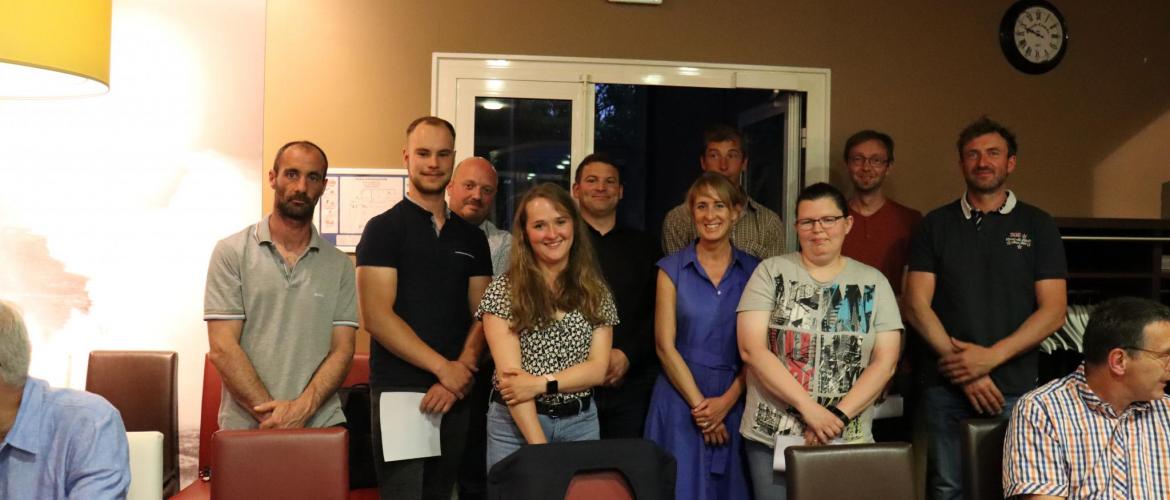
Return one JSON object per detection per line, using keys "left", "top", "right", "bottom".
{"left": 314, "top": 167, "right": 408, "bottom": 252}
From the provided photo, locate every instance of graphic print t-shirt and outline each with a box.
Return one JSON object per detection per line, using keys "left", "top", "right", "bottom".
{"left": 736, "top": 253, "right": 902, "bottom": 447}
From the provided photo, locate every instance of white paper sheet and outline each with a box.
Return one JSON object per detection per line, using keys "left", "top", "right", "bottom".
{"left": 379, "top": 392, "right": 443, "bottom": 462}
{"left": 772, "top": 433, "right": 844, "bottom": 472}
{"left": 872, "top": 395, "right": 904, "bottom": 419}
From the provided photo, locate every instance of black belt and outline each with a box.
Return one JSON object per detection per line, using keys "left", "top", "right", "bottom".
{"left": 491, "top": 391, "right": 592, "bottom": 418}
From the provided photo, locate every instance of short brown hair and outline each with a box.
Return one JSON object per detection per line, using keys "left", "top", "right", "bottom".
{"left": 702, "top": 124, "right": 747, "bottom": 156}
{"left": 574, "top": 153, "right": 620, "bottom": 184}
{"left": 406, "top": 116, "right": 455, "bottom": 140}
{"left": 956, "top": 116, "right": 1016, "bottom": 158}
{"left": 273, "top": 140, "right": 328, "bottom": 173}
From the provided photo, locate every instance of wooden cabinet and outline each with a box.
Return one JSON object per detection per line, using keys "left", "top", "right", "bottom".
{"left": 1038, "top": 217, "right": 1170, "bottom": 382}
{"left": 1056, "top": 217, "right": 1170, "bottom": 305}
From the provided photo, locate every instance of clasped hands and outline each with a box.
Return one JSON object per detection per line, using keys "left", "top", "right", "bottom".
{"left": 422, "top": 358, "right": 479, "bottom": 414}
{"left": 253, "top": 397, "right": 315, "bottom": 429}
{"left": 797, "top": 404, "right": 845, "bottom": 446}
{"left": 692, "top": 394, "right": 734, "bottom": 446}
{"left": 497, "top": 368, "right": 545, "bottom": 406}
{"left": 939, "top": 338, "right": 1006, "bottom": 415}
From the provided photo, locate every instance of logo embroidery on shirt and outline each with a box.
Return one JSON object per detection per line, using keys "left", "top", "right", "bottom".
{"left": 1005, "top": 232, "right": 1032, "bottom": 249}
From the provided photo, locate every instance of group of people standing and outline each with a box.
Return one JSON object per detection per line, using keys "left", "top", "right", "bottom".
{"left": 199, "top": 111, "right": 1169, "bottom": 500}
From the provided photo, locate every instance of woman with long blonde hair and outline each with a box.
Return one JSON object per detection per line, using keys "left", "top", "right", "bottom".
{"left": 478, "top": 183, "right": 617, "bottom": 470}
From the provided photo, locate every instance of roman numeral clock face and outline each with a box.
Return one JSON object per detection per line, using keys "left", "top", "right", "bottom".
{"left": 999, "top": 0, "right": 1069, "bottom": 74}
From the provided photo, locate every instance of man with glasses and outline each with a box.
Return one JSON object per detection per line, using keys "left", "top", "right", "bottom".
{"left": 1004, "top": 297, "right": 1170, "bottom": 499}
{"left": 839, "top": 130, "right": 921, "bottom": 444}
{"left": 840, "top": 130, "right": 921, "bottom": 296}
{"left": 904, "top": 117, "right": 1067, "bottom": 500}
{"left": 661, "top": 124, "right": 785, "bottom": 259}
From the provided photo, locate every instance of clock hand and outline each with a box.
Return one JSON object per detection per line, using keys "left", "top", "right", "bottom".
{"left": 1025, "top": 26, "right": 1043, "bottom": 37}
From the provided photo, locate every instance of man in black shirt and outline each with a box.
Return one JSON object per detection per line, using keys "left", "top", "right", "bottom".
{"left": 356, "top": 116, "right": 493, "bottom": 500}
{"left": 904, "top": 117, "right": 1067, "bottom": 500}
{"left": 571, "top": 153, "right": 661, "bottom": 438}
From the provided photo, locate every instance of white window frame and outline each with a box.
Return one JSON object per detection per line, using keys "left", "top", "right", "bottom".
{"left": 435, "top": 53, "right": 828, "bottom": 250}
{"left": 432, "top": 53, "right": 831, "bottom": 249}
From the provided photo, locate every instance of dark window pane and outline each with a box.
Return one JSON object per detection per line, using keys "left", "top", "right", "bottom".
{"left": 593, "top": 84, "right": 789, "bottom": 238}
{"left": 474, "top": 97, "right": 572, "bottom": 230}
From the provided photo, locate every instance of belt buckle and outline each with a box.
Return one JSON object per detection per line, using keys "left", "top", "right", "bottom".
{"left": 545, "top": 397, "right": 581, "bottom": 418}
{"left": 546, "top": 402, "right": 562, "bottom": 418}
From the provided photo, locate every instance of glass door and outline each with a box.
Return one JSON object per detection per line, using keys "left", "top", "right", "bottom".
{"left": 451, "top": 79, "right": 589, "bottom": 229}
{"left": 435, "top": 55, "right": 830, "bottom": 250}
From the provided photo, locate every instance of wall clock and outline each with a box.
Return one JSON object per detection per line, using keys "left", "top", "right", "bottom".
{"left": 999, "top": 0, "right": 1069, "bottom": 74}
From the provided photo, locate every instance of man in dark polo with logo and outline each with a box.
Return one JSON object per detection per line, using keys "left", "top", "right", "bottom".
{"left": 356, "top": 116, "right": 493, "bottom": 500}
{"left": 904, "top": 117, "right": 1067, "bottom": 500}
{"left": 571, "top": 153, "right": 661, "bottom": 438}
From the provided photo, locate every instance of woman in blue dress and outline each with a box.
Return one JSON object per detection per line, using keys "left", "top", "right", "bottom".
{"left": 645, "top": 172, "right": 759, "bottom": 500}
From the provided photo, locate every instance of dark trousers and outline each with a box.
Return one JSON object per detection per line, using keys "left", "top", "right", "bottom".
{"left": 457, "top": 362, "right": 494, "bottom": 500}
{"left": 595, "top": 369, "right": 657, "bottom": 439}
{"left": 370, "top": 386, "right": 471, "bottom": 500}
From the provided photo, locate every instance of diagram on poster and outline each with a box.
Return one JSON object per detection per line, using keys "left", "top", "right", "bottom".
{"left": 314, "top": 168, "right": 407, "bottom": 252}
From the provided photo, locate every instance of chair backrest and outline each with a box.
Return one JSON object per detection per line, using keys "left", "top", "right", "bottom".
{"left": 488, "top": 438, "right": 675, "bottom": 500}
{"left": 198, "top": 352, "right": 370, "bottom": 473}
{"left": 86, "top": 350, "right": 179, "bottom": 497}
{"left": 198, "top": 355, "right": 223, "bottom": 475}
{"left": 962, "top": 418, "right": 1008, "bottom": 500}
{"left": 210, "top": 427, "right": 349, "bottom": 500}
{"left": 342, "top": 352, "right": 370, "bottom": 387}
{"left": 564, "top": 470, "right": 635, "bottom": 500}
{"left": 126, "top": 431, "right": 163, "bottom": 500}
{"left": 786, "top": 442, "right": 915, "bottom": 500}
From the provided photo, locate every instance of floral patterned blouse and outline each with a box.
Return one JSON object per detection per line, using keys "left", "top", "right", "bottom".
{"left": 476, "top": 274, "right": 619, "bottom": 404}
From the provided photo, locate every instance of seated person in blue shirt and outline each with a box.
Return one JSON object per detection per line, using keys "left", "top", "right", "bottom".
{"left": 0, "top": 301, "right": 130, "bottom": 499}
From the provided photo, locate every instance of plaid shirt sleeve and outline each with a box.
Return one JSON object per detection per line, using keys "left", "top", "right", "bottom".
{"left": 660, "top": 204, "right": 692, "bottom": 256}
{"left": 1003, "top": 396, "right": 1070, "bottom": 498}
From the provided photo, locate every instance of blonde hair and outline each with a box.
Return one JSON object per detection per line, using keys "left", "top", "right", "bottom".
{"left": 686, "top": 171, "right": 746, "bottom": 210}
{"left": 506, "top": 183, "right": 611, "bottom": 333}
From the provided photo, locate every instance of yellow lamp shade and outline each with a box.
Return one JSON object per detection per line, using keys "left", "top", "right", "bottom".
{"left": 0, "top": 0, "right": 112, "bottom": 97}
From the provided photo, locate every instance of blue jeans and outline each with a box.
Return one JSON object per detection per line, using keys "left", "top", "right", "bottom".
{"left": 484, "top": 400, "right": 599, "bottom": 473}
{"left": 745, "top": 439, "right": 787, "bottom": 500}
{"left": 923, "top": 385, "right": 1019, "bottom": 500}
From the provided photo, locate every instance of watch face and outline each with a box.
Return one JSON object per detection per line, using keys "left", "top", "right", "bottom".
{"left": 1013, "top": 6, "right": 1064, "bottom": 63}
{"left": 999, "top": 0, "right": 1069, "bottom": 74}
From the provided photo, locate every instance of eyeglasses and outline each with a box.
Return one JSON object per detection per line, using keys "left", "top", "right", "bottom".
{"left": 847, "top": 155, "right": 890, "bottom": 168}
{"left": 1126, "top": 346, "right": 1170, "bottom": 368}
{"left": 795, "top": 215, "right": 846, "bottom": 231}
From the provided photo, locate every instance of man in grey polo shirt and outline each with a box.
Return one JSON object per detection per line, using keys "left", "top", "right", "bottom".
{"left": 204, "top": 140, "right": 359, "bottom": 430}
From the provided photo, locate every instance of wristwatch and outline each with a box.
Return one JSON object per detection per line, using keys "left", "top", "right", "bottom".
{"left": 544, "top": 374, "right": 558, "bottom": 395}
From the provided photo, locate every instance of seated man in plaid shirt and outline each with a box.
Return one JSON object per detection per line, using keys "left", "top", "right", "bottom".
{"left": 1003, "top": 297, "right": 1170, "bottom": 499}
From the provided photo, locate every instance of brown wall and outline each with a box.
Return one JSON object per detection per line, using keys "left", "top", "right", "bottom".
{"left": 263, "top": 0, "right": 1170, "bottom": 219}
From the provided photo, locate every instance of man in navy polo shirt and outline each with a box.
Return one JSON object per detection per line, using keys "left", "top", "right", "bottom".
{"left": 904, "top": 116, "right": 1067, "bottom": 500}
{"left": 356, "top": 116, "right": 493, "bottom": 500}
